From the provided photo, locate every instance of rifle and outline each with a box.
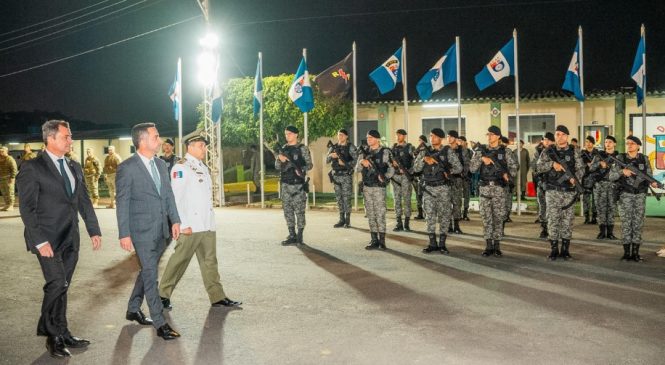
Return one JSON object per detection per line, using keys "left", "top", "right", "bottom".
{"left": 607, "top": 153, "right": 663, "bottom": 201}
{"left": 272, "top": 138, "right": 310, "bottom": 196}
{"left": 326, "top": 140, "right": 353, "bottom": 186}
{"left": 583, "top": 149, "right": 614, "bottom": 190}
{"left": 390, "top": 151, "right": 413, "bottom": 180}
{"left": 356, "top": 142, "right": 391, "bottom": 186}
{"left": 476, "top": 144, "right": 513, "bottom": 188}
{"left": 545, "top": 146, "right": 585, "bottom": 201}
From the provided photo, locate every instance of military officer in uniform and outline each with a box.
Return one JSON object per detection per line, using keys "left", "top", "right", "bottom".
{"left": 326, "top": 129, "right": 357, "bottom": 228}
{"left": 536, "top": 125, "right": 584, "bottom": 261}
{"left": 447, "top": 130, "right": 468, "bottom": 234}
{"left": 103, "top": 146, "right": 122, "bottom": 208}
{"left": 581, "top": 136, "right": 598, "bottom": 224}
{"left": 276, "top": 126, "right": 313, "bottom": 246}
{"left": 589, "top": 136, "right": 619, "bottom": 240}
{"left": 609, "top": 136, "right": 658, "bottom": 262}
{"left": 160, "top": 138, "right": 179, "bottom": 175}
{"left": 21, "top": 143, "right": 37, "bottom": 167}
{"left": 459, "top": 136, "right": 473, "bottom": 221}
{"left": 390, "top": 129, "right": 414, "bottom": 231}
{"left": 357, "top": 130, "right": 394, "bottom": 250}
{"left": 533, "top": 132, "right": 554, "bottom": 238}
{"left": 470, "top": 126, "right": 517, "bottom": 257}
{"left": 83, "top": 148, "right": 101, "bottom": 207}
{"left": 0, "top": 146, "right": 18, "bottom": 211}
{"left": 412, "top": 128, "right": 461, "bottom": 254}
{"left": 159, "top": 134, "right": 241, "bottom": 309}
{"left": 412, "top": 135, "right": 428, "bottom": 220}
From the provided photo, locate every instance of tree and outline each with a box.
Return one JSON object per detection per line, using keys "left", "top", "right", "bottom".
{"left": 197, "top": 74, "right": 352, "bottom": 147}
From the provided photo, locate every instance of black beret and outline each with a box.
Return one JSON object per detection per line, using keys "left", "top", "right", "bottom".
{"left": 586, "top": 135, "right": 595, "bottom": 144}
{"left": 367, "top": 130, "right": 381, "bottom": 139}
{"left": 338, "top": 129, "right": 349, "bottom": 136}
{"left": 431, "top": 128, "right": 445, "bottom": 138}
{"left": 488, "top": 126, "right": 501, "bottom": 136}
{"left": 605, "top": 135, "right": 616, "bottom": 143}
{"left": 448, "top": 130, "right": 459, "bottom": 139}
{"left": 556, "top": 125, "right": 570, "bottom": 135}
{"left": 418, "top": 135, "right": 427, "bottom": 143}
{"left": 501, "top": 136, "right": 509, "bottom": 144}
{"left": 285, "top": 125, "right": 299, "bottom": 134}
{"left": 544, "top": 132, "right": 555, "bottom": 142}
{"left": 396, "top": 129, "right": 407, "bottom": 135}
{"left": 626, "top": 135, "right": 642, "bottom": 146}
{"left": 571, "top": 138, "right": 578, "bottom": 143}
{"left": 184, "top": 133, "right": 209, "bottom": 146}
{"left": 164, "top": 138, "right": 175, "bottom": 146}
{"left": 458, "top": 136, "right": 467, "bottom": 142}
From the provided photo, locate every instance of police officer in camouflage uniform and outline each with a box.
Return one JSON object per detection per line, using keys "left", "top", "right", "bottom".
{"left": 470, "top": 126, "right": 517, "bottom": 257}
{"left": 609, "top": 136, "right": 658, "bottom": 262}
{"left": 0, "top": 146, "right": 18, "bottom": 211}
{"left": 357, "top": 130, "right": 394, "bottom": 250}
{"left": 103, "top": 146, "right": 122, "bottom": 208}
{"left": 21, "top": 143, "right": 37, "bottom": 167}
{"left": 532, "top": 133, "right": 554, "bottom": 238}
{"left": 536, "top": 125, "right": 584, "bottom": 261}
{"left": 500, "top": 136, "right": 514, "bottom": 223}
{"left": 159, "top": 138, "right": 180, "bottom": 176}
{"left": 276, "top": 126, "right": 313, "bottom": 246}
{"left": 459, "top": 136, "right": 473, "bottom": 221}
{"left": 83, "top": 148, "right": 101, "bottom": 207}
{"left": 412, "top": 135, "right": 428, "bottom": 220}
{"left": 414, "top": 128, "right": 462, "bottom": 254}
{"left": 589, "top": 136, "right": 619, "bottom": 240}
{"left": 391, "top": 129, "right": 414, "bottom": 231}
{"left": 327, "top": 129, "right": 357, "bottom": 228}
{"left": 581, "top": 136, "right": 598, "bottom": 224}
{"left": 447, "top": 130, "right": 468, "bottom": 234}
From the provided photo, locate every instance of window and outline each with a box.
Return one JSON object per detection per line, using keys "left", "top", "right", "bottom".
{"left": 508, "top": 114, "right": 555, "bottom": 144}
{"left": 421, "top": 117, "right": 466, "bottom": 136}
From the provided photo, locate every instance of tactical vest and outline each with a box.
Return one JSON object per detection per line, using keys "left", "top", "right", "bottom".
{"left": 596, "top": 151, "right": 618, "bottom": 181}
{"left": 545, "top": 146, "right": 577, "bottom": 189}
{"left": 392, "top": 143, "right": 414, "bottom": 173}
{"left": 421, "top": 146, "right": 451, "bottom": 186}
{"left": 280, "top": 144, "right": 306, "bottom": 185}
{"left": 618, "top": 153, "right": 650, "bottom": 194}
{"left": 361, "top": 147, "right": 389, "bottom": 187}
{"left": 451, "top": 146, "right": 465, "bottom": 177}
{"left": 479, "top": 146, "right": 509, "bottom": 185}
{"left": 331, "top": 143, "right": 353, "bottom": 172}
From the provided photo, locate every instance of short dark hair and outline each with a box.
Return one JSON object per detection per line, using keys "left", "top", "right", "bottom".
{"left": 42, "top": 120, "right": 70, "bottom": 145}
{"left": 131, "top": 122, "right": 156, "bottom": 148}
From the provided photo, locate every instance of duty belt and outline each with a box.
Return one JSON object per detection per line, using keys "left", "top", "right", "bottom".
{"left": 546, "top": 184, "right": 576, "bottom": 192}
{"left": 479, "top": 180, "right": 505, "bottom": 187}
{"left": 423, "top": 180, "right": 448, "bottom": 187}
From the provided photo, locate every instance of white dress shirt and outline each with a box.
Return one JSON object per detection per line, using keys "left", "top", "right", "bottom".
{"left": 137, "top": 152, "right": 160, "bottom": 182}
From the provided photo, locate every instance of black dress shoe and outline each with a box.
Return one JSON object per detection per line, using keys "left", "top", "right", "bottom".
{"left": 161, "top": 296, "right": 172, "bottom": 310}
{"left": 212, "top": 298, "right": 242, "bottom": 307}
{"left": 46, "top": 336, "right": 71, "bottom": 358}
{"left": 126, "top": 310, "right": 153, "bottom": 325}
{"left": 63, "top": 333, "right": 90, "bottom": 348}
{"left": 156, "top": 323, "right": 180, "bottom": 340}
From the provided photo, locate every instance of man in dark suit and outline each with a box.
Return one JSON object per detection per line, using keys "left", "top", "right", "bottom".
{"left": 17, "top": 120, "right": 102, "bottom": 358}
{"left": 116, "top": 122, "right": 182, "bottom": 340}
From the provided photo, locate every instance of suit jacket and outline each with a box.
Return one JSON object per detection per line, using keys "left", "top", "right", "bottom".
{"left": 115, "top": 153, "right": 180, "bottom": 243}
{"left": 17, "top": 152, "right": 101, "bottom": 254}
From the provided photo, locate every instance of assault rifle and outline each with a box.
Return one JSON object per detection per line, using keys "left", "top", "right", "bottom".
{"left": 326, "top": 140, "right": 352, "bottom": 186}
{"left": 356, "top": 141, "right": 390, "bottom": 185}
{"left": 475, "top": 144, "right": 513, "bottom": 188}
{"left": 607, "top": 153, "right": 663, "bottom": 201}
{"left": 390, "top": 150, "right": 413, "bottom": 180}
{"left": 272, "top": 137, "right": 310, "bottom": 195}
{"left": 545, "top": 146, "right": 585, "bottom": 195}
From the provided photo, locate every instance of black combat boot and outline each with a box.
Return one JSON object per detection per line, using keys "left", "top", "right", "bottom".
{"left": 462, "top": 209, "right": 470, "bottom": 221}
{"left": 453, "top": 219, "right": 463, "bottom": 234}
{"left": 621, "top": 244, "right": 631, "bottom": 261}
{"left": 548, "top": 240, "right": 559, "bottom": 261}
{"left": 344, "top": 212, "right": 351, "bottom": 228}
{"left": 439, "top": 234, "right": 449, "bottom": 255}
{"left": 482, "top": 239, "right": 494, "bottom": 257}
{"left": 378, "top": 233, "right": 387, "bottom": 250}
{"left": 505, "top": 216, "right": 512, "bottom": 223}
{"left": 281, "top": 227, "right": 297, "bottom": 246}
{"left": 333, "top": 212, "right": 345, "bottom": 228}
{"left": 494, "top": 240, "right": 503, "bottom": 257}
{"left": 422, "top": 233, "right": 438, "bottom": 253}
{"left": 539, "top": 223, "right": 548, "bottom": 239}
{"left": 414, "top": 207, "right": 425, "bottom": 220}
{"left": 590, "top": 213, "right": 597, "bottom": 225}
{"left": 393, "top": 217, "right": 404, "bottom": 232}
{"left": 583, "top": 214, "right": 590, "bottom": 224}
{"left": 632, "top": 244, "right": 643, "bottom": 262}
{"left": 448, "top": 221, "right": 454, "bottom": 233}
{"left": 560, "top": 239, "right": 572, "bottom": 260}
{"left": 606, "top": 225, "right": 617, "bottom": 239}
{"left": 596, "top": 224, "right": 606, "bottom": 239}
{"left": 404, "top": 217, "right": 411, "bottom": 231}
{"left": 365, "top": 232, "right": 379, "bottom": 250}
{"left": 296, "top": 228, "right": 304, "bottom": 245}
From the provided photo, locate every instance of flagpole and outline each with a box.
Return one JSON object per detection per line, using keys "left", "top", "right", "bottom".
{"left": 513, "top": 29, "right": 521, "bottom": 216}
{"left": 402, "top": 37, "right": 409, "bottom": 135}
{"left": 303, "top": 48, "right": 309, "bottom": 146}
{"left": 579, "top": 26, "right": 586, "bottom": 217}
{"left": 177, "top": 57, "right": 183, "bottom": 156}
{"left": 259, "top": 51, "right": 265, "bottom": 209}
{"left": 641, "top": 24, "right": 647, "bottom": 146}
{"left": 455, "top": 36, "right": 462, "bottom": 133}
{"left": 353, "top": 41, "right": 359, "bottom": 212}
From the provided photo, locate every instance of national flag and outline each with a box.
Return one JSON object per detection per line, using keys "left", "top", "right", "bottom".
{"left": 288, "top": 57, "right": 314, "bottom": 113}
{"left": 474, "top": 38, "right": 515, "bottom": 91}
{"left": 253, "top": 58, "right": 263, "bottom": 116}
{"left": 562, "top": 39, "right": 585, "bottom": 102}
{"left": 369, "top": 47, "right": 402, "bottom": 94}
{"left": 314, "top": 52, "right": 353, "bottom": 97}
{"left": 210, "top": 79, "right": 223, "bottom": 124}
{"left": 631, "top": 33, "right": 646, "bottom": 107}
{"left": 168, "top": 67, "right": 180, "bottom": 121}
{"left": 416, "top": 43, "right": 457, "bottom": 100}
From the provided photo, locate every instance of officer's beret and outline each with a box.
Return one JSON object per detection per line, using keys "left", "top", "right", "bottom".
{"left": 586, "top": 135, "right": 595, "bottom": 144}
{"left": 185, "top": 133, "right": 209, "bottom": 146}
{"left": 431, "top": 128, "right": 445, "bottom": 138}
{"left": 501, "top": 136, "right": 509, "bottom": 144}
{"left": 338, "top": 129, "right": 349, "bottom": 136}
{"left": 448, "top": 130, "right": 459, "bottom": 139}
{"left": 285, "top": 125, "right": 299, "bottom": 134}
{"left": 367, "top": 130, "right": 381, "bottom": 139}
{"left": 458, "top": 136, "right": 467, "bottom": 142}
{"left": 556, "top": 125, "right": 570, "bottom": 135}
{"left": 396, "top": 129, "right": 407, "bottom": 136}
{"left": 544, "top": 132, "right": 555, "bottom": 142}
{"left": 626, "top": 135, "right": 642, "bottom": 146}
{"left": 164, "top": 138, "right": 175, "bottom": 146}
{"left": 487, "top": 126, "right": 501, "bottom": 136}
{"left": 605, "top": 135, "right": 616, "bottom": 143}
{"left": 418, "top": 135, "right": 427, "bottom": 143}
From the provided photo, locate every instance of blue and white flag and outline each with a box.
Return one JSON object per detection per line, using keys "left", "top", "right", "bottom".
{"left": 416, "top": 43, "right": 457, "bottom": 100}
{"left": 562, "top": 39, "right": 585, "bottom": 101}
{"left": 210, "top": 79, "right": 223, "bottom": 124}
{"left": 474, "top": 38, "right": 515, "bottom": 91}
{"left": 253, "top": 58, "right": 263, "bottom": 116}
{"left": 288, "top": 57, "right": 314, "bottom": 113}
{"left": 168, "top": 66, "right": 180, "bottom": 121}
{"left": 631, "top": 34, "right": 646, "bottom": 107}
{"left": 369, "top": 47, "right": 402, "bottom": 94}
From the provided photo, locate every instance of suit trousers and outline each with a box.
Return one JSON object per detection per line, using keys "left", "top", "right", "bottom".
{"left": 36, "top": 242, "right": 78, "bottom": 337}
{"left": 127, "top": 238, "right": 167, "bottom": 328}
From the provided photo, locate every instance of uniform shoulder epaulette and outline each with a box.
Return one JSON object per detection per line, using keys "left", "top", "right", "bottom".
{"left": 176, "top": 158, "right": 187, "bottom": 164}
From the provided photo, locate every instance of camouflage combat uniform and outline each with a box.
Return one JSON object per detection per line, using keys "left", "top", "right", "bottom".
{"left": 327, "top": 142, "right": 357, "bottom": 227}
{"left": 0, "top": 152, "right": 18, "bottom": 210}
{"left": 276, "top": 143, "right": 313, "bottom": 245}
{"left": 449, "top": 144, "right": 470, "bottom": 233}
{"left": 391, "top": 142, "right": 414, "bottom": 230}
{"left": 462, "top": 147, "right": 473, "bottom": 219}
{"left": 103, "top": 152, "right": 122, "bottom": 206}
{"left": 356, "top": 146, "right": 394, "bottom": 250}
{"left": 84, "top": 154, "right": 101, "bottom": 200}
{"left": 589, "top": 151, "right": 619, "bottom": 239}
{"left": 411, "top": 142, "right": 428, "bottom": 219}
{"left": 581, "top": 148, "right": 598, "bottom": 223}
{"left": 532, "top": 145, "right": 548, "bottom": 226}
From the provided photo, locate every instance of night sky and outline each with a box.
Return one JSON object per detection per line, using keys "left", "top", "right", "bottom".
{"left": 0, "top": 0, "right": 663, "bottom": 133}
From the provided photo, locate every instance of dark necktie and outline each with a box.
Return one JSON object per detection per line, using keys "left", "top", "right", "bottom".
{"left": 58, "top": 159, "right": 73, "bottom": 197}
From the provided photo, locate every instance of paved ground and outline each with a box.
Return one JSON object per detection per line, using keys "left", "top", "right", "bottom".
{"left": 1, "top": 207, "right": 664, "bottom": 365}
